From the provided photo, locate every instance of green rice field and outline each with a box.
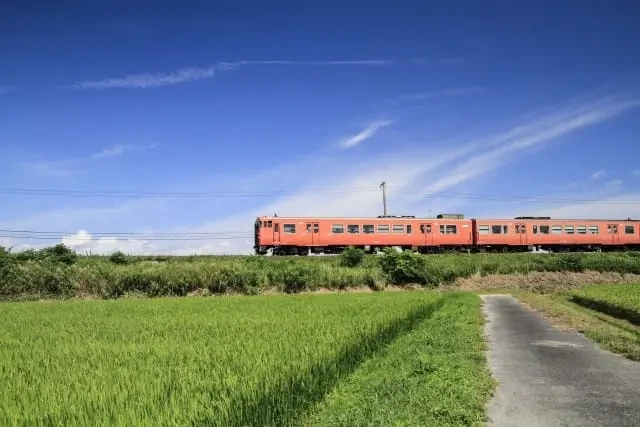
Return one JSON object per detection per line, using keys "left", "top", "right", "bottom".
{"left": 0, "top": 292, "right": 493, "bottom": 426}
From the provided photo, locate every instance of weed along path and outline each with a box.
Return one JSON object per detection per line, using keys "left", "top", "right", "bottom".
{"left": 481, "top": 295, "right": 640, "bottom": 427}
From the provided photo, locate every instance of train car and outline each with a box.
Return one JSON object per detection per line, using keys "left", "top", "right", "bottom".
{"left": 254, "top": 215, "right": 473, "bottom": 255}
{"left": 474, "top": 217, "right": 640, "bottom": 252}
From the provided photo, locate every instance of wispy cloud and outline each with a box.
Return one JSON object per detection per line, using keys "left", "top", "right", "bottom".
{"left": 605, "top": 179, "right": 623, "bottom": 188}
{"left": 71, "top": 67, "right": 216, "bottom": 90}
{"left": 17, "top": 144, "right": 158, "bottom": 177}
{"left": 413, "top": 95, "right": 640, "bottom": 198}
{"left": 591, "top": 170, "right": 606, "bottom": 179}
{"left": 409, "top": 57, "right": 466, "bottom": 65}
{"left": 340, "top": 120, "right": 393, "bottom": 149}
{"left": 91, "top": 144, "right": 157, "bottom": 159}
{"left": 68, "top": 58, "right": 460, "bottom": 90}
{"left": 387, "top": 86, "right": 485, "bottom": 106}
{"left": 216, "top": 59, "right": 395, "bottom": 70}
{"left": 632, "top": 170, "right": 640, "bottom": 176}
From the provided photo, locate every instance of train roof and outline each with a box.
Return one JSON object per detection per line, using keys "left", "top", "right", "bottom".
{"left": 256, "top": 215, "right": 639, "bottom": 222}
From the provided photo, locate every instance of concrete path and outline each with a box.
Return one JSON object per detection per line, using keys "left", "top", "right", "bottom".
{"left": 482, "top": 295, "right": 640, "bottom": 427}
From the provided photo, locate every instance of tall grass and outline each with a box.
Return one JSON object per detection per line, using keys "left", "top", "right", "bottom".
{"left": 1, "top": 245, "right": 640, "bottom": 300}
{"left": 0, "top": 292, "right": 440, "bottom": 426}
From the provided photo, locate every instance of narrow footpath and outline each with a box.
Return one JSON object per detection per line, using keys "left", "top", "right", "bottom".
{"left": 482, "top": 295, "right": 640, "bottom": 427}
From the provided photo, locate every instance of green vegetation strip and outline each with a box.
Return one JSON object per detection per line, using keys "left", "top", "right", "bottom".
{"left": 3, "top": 244, "right": 640, "bottom": 299}
{"left": 513, "top": 291, "right": 640, "bottom": 361}
{"left": 570, "top": 284, "right": 640, "bottom": 325}
{"left": 0, "top": 292, "right": 444, "bottom": 426}
{"left": 303, "top": 293, "right": 494, "bottom": 427}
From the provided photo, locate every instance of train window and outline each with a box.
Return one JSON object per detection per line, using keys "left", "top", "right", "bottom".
{"left": 313, "top": 224, "right": 319, "bottom": 233}
{"left": 306, "top": 224, "right": 312, "bottom": 233}
{"left": 514, "top": 225, "right": 521, "bottom": 233}
{"left": 626, "top": 225, "right": 635, "bottom": 234}
{"left": 491, "top": 225, "right": 502, "bottom": 234}
{"left": 440, "top": 225, "right": 457, "bottom": 234}
{"left": 378, "top": 224, "right": 390, "bottom": 233}
{"left": 479, "top": 225, "right": 490, "bottom": 235}
{"left": 533, "top": 225, "right": 538, "bottom": 234}
{"left": 420, "top": 224, "right": 432, "bottom": 233}
{"left": 363, "top": 225, "right": 374, "bottom": 234}
{"left": 608, "top": 225, "right": 618, "bottom": 234}
{"left": 283, "top": 224, "right": 296, "bottom": 233}
{"left": 589, "top": 226, "right": 599, "bottom": 234}
{"left": 503, "top": 225, "right": 508, "bottom": 234}
{"left": 406, "top": 224, "right": 412, "bottom": 234}
{"left": 576, "top": 226, "right": 587, "bottom": 234}
{"left": 551, "top": 226, "right": 562, "bottom": 235}
{"left": 564, "top": 226, "right": 574, "bottom": 234}
{"left": 539, "top": 225, "right": 550, "bottom": 234}
{"left": 331, "top": 224, "right": 344, "bottom": 234}
{"left": 274, "top": 223, "right": 279, "bottom": 232}
{"left": 348, "top": 224, "right": 360, "bottom": 234}
{"left": 392, "top": 224, "right": 404, "bottom": 233}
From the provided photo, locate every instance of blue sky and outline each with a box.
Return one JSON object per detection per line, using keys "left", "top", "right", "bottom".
{"left": 1, "top": 1, "right": 640, "bottom": 254}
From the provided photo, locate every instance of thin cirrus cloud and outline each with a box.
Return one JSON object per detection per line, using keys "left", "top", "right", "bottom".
{"left": 340, "top": 120, "right": 393, "bottom": 149}
{"left": 71, "top": 67, "right": 216, "bottom": 90}
{"left": 90, "top": 144, "right": 157, "bottom": 159}
{"left": 68, "top": 58, "right": 440, "bottom": 90}
{"left": 216, "top": 59, "right": 395, "bottom": 70}
{"left": 387, "top": 86, "right": 486, "bottom": 106}
{"left": 591, "top": 170, "right": 606, "bottom": 179}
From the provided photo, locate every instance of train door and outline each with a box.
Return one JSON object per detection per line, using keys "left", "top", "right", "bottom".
{"left": 516, "top": 223, "right": 527, "bottom": 245}
{"left": 273, "top": 222, "right": 281, "bottom": 243}
{"left": 608, "top": 224, "right": 619, "bottom": 244}
{"left": 305, "top": 222, "right": 319, "bottom": 245}
{"left": 420, "top": 223, "right": 433, "bottom": 246}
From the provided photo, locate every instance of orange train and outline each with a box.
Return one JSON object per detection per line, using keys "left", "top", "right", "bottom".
{"left": 253, "top": 214, "right": 640, "bottom": 255}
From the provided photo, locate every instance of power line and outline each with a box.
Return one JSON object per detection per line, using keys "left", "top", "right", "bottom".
{"left": 0, "top": 186, "right": 380, "bottom": 199}
{"left": 1, "top": 186, "right": 638, "bottom": 205}
{"left": 0, "top": 229, "right": 250, "bottom": 237}
{"left": 0, "top": 234, "right": 252, "bottom": 242}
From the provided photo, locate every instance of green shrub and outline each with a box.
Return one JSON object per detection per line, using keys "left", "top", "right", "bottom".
{"left": 379, "top": 249, "right": 429, "bottom": 286}
{"left": 40, "top": 244, "right": 77, "bottom": 265}
{"left": 109, "top": 251, "right": 129, "bottom": 265}
{"left": 340, "top": 246, "right": 365, "bottom": 267}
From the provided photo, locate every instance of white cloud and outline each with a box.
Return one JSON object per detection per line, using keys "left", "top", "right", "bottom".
{"left": 91, "top": 144, "right": 157, "bottom": 159}
{"left": 72, "top": 67, "right": 216, "bottom": 90}
{"left": 62, "top": 230, "right": 156, "bottom": 255}
{"left": 341, "top": 120, "right": 393, "bottom": 149}
{"left": 71, "top": 60, "right": 394, "bottom": 90}
{"left": 632, "top": 170, "right": 640, "bottom": 176}
{"left": 591, "top": 170, "right": 606, "bottom": 179}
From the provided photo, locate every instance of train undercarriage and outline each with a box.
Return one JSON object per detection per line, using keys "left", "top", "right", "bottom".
{"left": 256, "top": 244, "right": 640, "bottom": 256}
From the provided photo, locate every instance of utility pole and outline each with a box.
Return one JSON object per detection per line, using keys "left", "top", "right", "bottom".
{"left": 380, "top": 181, "right": 387, "bottom": 217}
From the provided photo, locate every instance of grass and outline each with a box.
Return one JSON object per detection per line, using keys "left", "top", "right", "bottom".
{"left": 3, "top": 245, "right": 640, "bottom": 300}
{"left": 304, "top": 293, "right": 494, "bottom": 427}
{"left": 570, "top": 284, "right": 640, "bottom": 325}
{"left": 511, "top": 288, "right": 640, "bottom": 361}
{"left": 0, "top": 291, "right": 496, "bottom": 426}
